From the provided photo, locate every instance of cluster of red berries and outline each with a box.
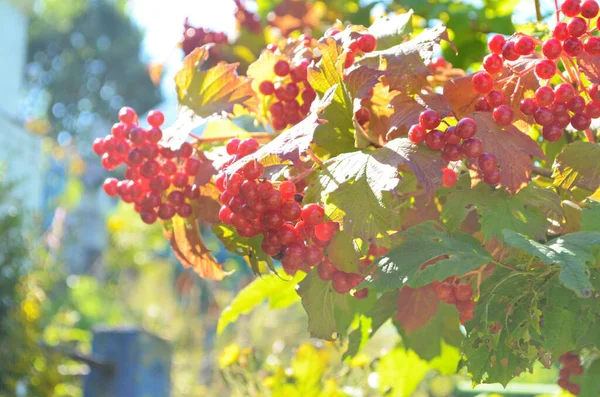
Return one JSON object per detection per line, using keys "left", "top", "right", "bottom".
{"left": 472, "top": 0, "right": 600, "bottom": 141}
{"left": 258, "top": 57, "right": 316, "bottom": 131}
{"left": 434, "top": 278, "right": 476, "bottom": 324}
{"left": 234, "top": 0, "right": 261, "bottom": 34}
{"left": 181, "top": 18, "right": 228, "bottom": 56}
{"left": 216, "top": 138, "right": 340, "bottom": 276}
{"left": 408, "top": 109, "right": 502, "bottom": 186}
{"left": 557, "top": 352, "right": 583, "bottom": 395}
{"left": 93, "top": 107, "right": 201, "bottom": 224}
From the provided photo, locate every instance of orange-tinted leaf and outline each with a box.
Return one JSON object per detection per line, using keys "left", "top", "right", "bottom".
{"left": 578, "top": 51, "right": 600, "bottom": 84}
{"left": 165, "top": 217, "right": 230, "bottom": 280}
{"left": 396, "top": 284, "right": 440, "bottom": 332}
{"left": 268, "top": 0, "right": 323, "bottom": 37}
{"left": 344, "top": 65, "right": 385, "bottom": 100}
{"left": 192, "top": 183, "right": 222, "bottom": 224}
{"left": 470, "top": 112, "right": 545, "bottom": 193}
{"left": 175, "top": 46, "right": 255, "bottom": 118}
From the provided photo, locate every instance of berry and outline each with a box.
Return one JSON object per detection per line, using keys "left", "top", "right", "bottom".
{"left": 92, "top": 138, "right": 106, "bottom": 156}
{"left": 520, "top": 98, "right": 537, "bottom": 115}
{"left": 259, "top": 80, "right": 275, "bottom": 95}
{"left": 535, "top": 86, "right": 555, "bottom": 107}
{"left": 279, "top": 181, "right": 296, "bottom": 200}
{"left": 343, "top": 51, "right": 355, "bottom": 69}
{"left": 177, "top": 204, "right": 193, "bottom": 218}
{"left": 425, "top": 130, "right": 446, "bottom": 151}
{"left": 357, "top": 34, "right": 377, "bottom": 52}
{"left": 442, "top": 143, "right": 462, "bottom": 162}
{"left": 554, "top": 83, "right": 576, "bottom": 103}
{"left": 534, "top": 107, "right": 555, "bottom": 125}
{"left": 542, "top": 123, "right": 564, "bottom": 142}
{"left": 553, "top": 22, "right": 570, "bottom": 41}
{"left": 280, "top": 200, "right": 302, "bottom": 221}
{"left": 147, "top": 110, "right": 164, "bottom": 127}
{"left": 483, "top": 54, "right": 504, "bottom": 75}
{"left": 442, "top": 167, "right": 457, "bottom": 187}
{"left": 270, "top": 102, "right": 285, "bottom": 119}
{"left": 419, "top": 109, "right": 441, "bottom": 130}
{"left": 242, "top": 160, "right": 264, "bottom": 180}
{"left": 483, "top": 168, "right": 502, "bottom": 185}
{"left": 542, "top": 39, "right": 562, "bottom": 59}
{"left": 158, "top": 203, "right": 176, "bottom": 220}
{"left": 456, "top": 117, "right": 478, "bottom": 139}
{"left": 502, "top": 41, "right": 520, "bottom": 61}
{"left": 581, "top": 0, "right": 600, "bottom": 18}
{"left": 514, "top": 36, "right": 535, "bottom": 55}
{"left": 103, "top": 178, "right": 119, "bottom": 196}
{"left": 226, "top": 138, "right": 240, "bottom": 155}
{"left": 475, "top": 97, "right": 493, "bottom": 112}
{"left": 535, "top": 60, "right": 557, "bottom": 79}
{"left": 408, "top": 124, "right": 427, "bottom": 144}
{"left": 282, "top": 83, "right": 300, "bottom": 102}
{"left": 461, "top": 138, "right": 484, "bottom": 158}
{"left": 493, "top": 105, "right": 514, "bottom": 125}
{"left": 486, "top": 90, "right": 505, "bottom": 108}
{"left": 332, "top": 272, "right": 351, "bottom": 294}
{"left": 567, "top": 17, "right": 587, "bottom": 38}
{"left": 238, "top": 138, "right": 260, "bottom": 156}
{"left": 586, "top": 101, "right": 600, "bottom": 118}
{"left": 566, "top": 384, "right": 581, "bottom": 395}
{"left": 355, "top": 108, "right": 371, "bottom": 125}
{"left": 569, "top": 96, "right": 587, "bottom": 113}
{"left": 140, "top": 210, "right": 158, "bottom": 224}
{"left": 561, "top": 0, "right": 581, "bottom": 17}
{"left": 314, "top": 222, "right": 337, "bottom": 241}
{"left": 277, "top": 223, "right": 297, "bottom": 246}
{"left": 478, "top": 152, "right": 498, "bottom": 173}
{"left": 354, "top": 288, "right": 369, "bottom": 299}
{"left": 318, "top": 260, "right": 336, "bottom": 281}
{"left": 302, "top": 88, "right": 317, "bottom": 104}
{"left": 571, "top": 113, "right": 591, "bottom": 130}
{"left": 584, "top": 36, "right": 600, "bottom": 55}
{"left": 274, "top": 60, "right": 290, "bottom": 76}
{"left": 488, "top": 34, "right": 506, "bottom": 54}
{"left": 563, "top": 38, "right": 583, "bottom": 57}
{"left": 471, "top": 72, "right": 494, "bottom": 94}
{"left": 305, "top": 244, "right": 323, "bottom": 266}
{"left": 118, "top": 106, "right": 137, "bottom": 124}
{"left": 301, "top": 203, "right": 325, "bottom": 225}
{"left": 445, "top": 126, "right": 461, "bottom": 145}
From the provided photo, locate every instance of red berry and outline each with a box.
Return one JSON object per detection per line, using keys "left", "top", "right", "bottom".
{"left": 569, "top": 96, "right": 587, "bottom": 113}
{"left": 442, "top": 143, "right": 462, "bottom": 162}
{"left": 274, "top": 60, "right": 290, "bottom": 76}
{"left": 332, "top": 271, "right": 351, "bottom": 294}
{"left": 566, "top": 383, "right": 581, "bottom": 395}
{"left": 445, "top": 126, "right": 461, "bottom": 145}
{"left": 475, "top": 97, "right": 493, "bottom": 112}
{"left": 553, "top": 22, "right": 570, "bottom": 41}
{"left": 242, "top": 160, "right": 264, "bottom": 180}
{"left": 571, "top": 113, "right": 591, "bottom": 130}
{"left": 103, "top": 178, "right": 119, "bottom": 196}
{"left": 419, "top": 109, "right": 441, "bottom": 130}
{"left": 259, "top": 80, "right": 275, "bottom": 95}
{"left": 140, "top": 210, "right": 158, "bottom": 224}
{"left": 277, "top": 223, "right": 297, "bottom": 245}
{"left": 92, "top": 138, "right": 106, "bottom": 156}
{"left": 561, "top": 0, "right": 581, "bottom": 17}
{"left": 483, "top": 168, "right": 502, "bottom": 185}
{"left": 280, "top": 200, "right": 302, "bottom": 221}
{"left": 568, "top": 17, "right": 587, "bottom": 37}
{"left": 305, "top": 244, "right": 323, "bottom": 266}
{"left": 354, "top": 288, "right": 369, "bottom": 299}
{"left": 478, "top": 152, "right": 498, "bottom": 173}
{"left": 158, "top": 203, "right": 176, "bottom": 220}
{"left": 140, "top": 160, "right": 160, "bottom": 178}
{"left": 535, "top": 60, "right": 557, "bottom": 79}
{"left": 442, "top": 167, "right": 457, "bottom": 187}
{"left": 586, "top": 101, "right": 600, "bottom": 118}
{"left": 301, "top": 203, "right": 325, "bottom": 225}
{"left": 493, "top": 105, "right": 513, "bottom": 125}
{"left": 118, "top": 106, "right": 137, "bottom": 124}
{"left": 343, "top": 51, "right": 355, "bottom": 69}
{"left": 563, "top": 38, "right": 583, "bottom": 57}
{"left": 408, "top": 124, "right": 427, "bottom": 144}
{"left": 461, "top": 138, "right": 484, "bottom": 158}
{"left": 237, "top": 138, "right": 260, "bottom": 156}
{"left": 355, "top": 108, "right": 371, "bottom": 125}
{"left": 282, "top": 83, "right": 300, "bottom": 101}
{"left": 270, "top": 102, "right": 285, "bottom": 119}
{"left": 515, "top": 36, "right": 535, "bottom": 55}
{"left": 425, "top": 130, "right": 446, "bottom": 151}
{"left": 147, "top": 110, "right": 164, "bottom": 127}
{"left": 542, "top": 39, "right": 562, "bottom": 59}
{"left": 456, "top": 117, "right": 478, "bottom": 139}
{"left": 483, "top": 54, "right": 504, "bottom": 75}
{"left": 272, "top": 117, "right": 287, "bottom": 131}
{"left": 471, "top": 72, "right": 494, "bottom": 94}
{"left": 279, "top": 181, "right": 296, "bottom": 200}
{"left": 488, "top": 34, "right": 506, "bottom": 54}
{"left": 177, "top": 204, "right": 193, "bottom": 218}
{"left": 534, "top": 107, "right": 555, "bottom": 125}
{"left": 520, "top": 98, "right": 537, "bottom": 115}
{"left": 486, "top": 90, "right": 505, "bottom": 107}
{"left": 318, "top": 261, "right": 336, "bottom": 281}
{"left": 357, "top": 34, "right": 377, "bottom": 52}
{"left": 535, "top": 86, "right": 555, "bottom": 107}
{"left": 264, "top": 190, "right": 283, "bottom": 210}
{"left": 584, "top": 36, "right": 600, "bottom": 55}
{"left": 581, "top": 0, "right": 600, "bottom": 17}
{"left": 314, "top": 221, "right": 337, "bottom": 241}
{"left": 302, "top": 88, "right": 317, "bottom": 104}
{"left": 502, "top": 41, "right": 520, "bottom": 61}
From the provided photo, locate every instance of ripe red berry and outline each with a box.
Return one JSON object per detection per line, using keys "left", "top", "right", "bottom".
{"left": 419, "top": 109, "right": 441, "bottom": 129}
{"left": 515, "top": 36, "right": 535, "bottom": 55}
{"left": 571, "top": 113, "right": 592, "bottom": 130}
{"left": 486, "top": 90, "right": 505, "bottom": 108}
{"left": 493, "top": 105, "right": 514, "bottom": 125}
{"left": 237, "top": 138, "right": 260, "bottom": 156}
{"left": 242, "top": 160, "right": 264, "bottom": 180}
{"left": 566, "top": 383, "right": 581, "bottom": 395}
{"left": 301, "top": 203, "right": 325, "bottom": 225}
{"left": 408, "top": 124, "right": 427, "bottom": 144}
{"left": 561, "top": 0, "right": 581, "bottom": 17}
{"left": 425, "top": 130, "right": 446, "bottom": 151}
{"left": 534, "top": 108, "right": 555, "bottom": 125}
{"left": 147, "top": 110, "right": 164, "bottom": 128}
{"left": 279, "top": 181, "right": 296, "bottom": 200}
{"left": 563, "top": 38, "right": 583, "bottom": 57}
{"left": 542, "top": 39, "right": 562, "bottom": 59}
{"left": 586, "top": 101, "right": 600, "bottom": 118}
{"left": 477, "top": 152, "right": 498, "bottom": 173}
{"left": 280, "top": 200, "right": 302, "bottom": 221}
{"left": 332, "top": 271, "right": 351, "bottom": 294}
{"left": 581, "top": 0, "right": 600, "bottom": 17}
{"left": 568, "top": 17, "right": 587, "bottom": 37}
{"left": 357, "top": 34, "right": 377, "bottom": 52}
{"left": 343, "top": 51, "right": 355, "bottom": 69}
{"left": 442, "top": 167, "right": 457, "bottom": 187}
{"left": 353, "top": 288, "right": 369, "bottom": 299}
{"left": 502, "top": 41, "right": 520, "bottom": 61}
{"left": 273, "top": 60, "right": 290, "bottom": 76}
{"left": 158, "top": 203, "right": 176, "bottom": 220}
{"left": 554, "top": 83, "right": 576, "bottom": 103}
{"left": 584, "top": 36, "right": 600, "bottom": 55}
{"left": 118, "top": 106, "right": 137, "bottom": 124}
{"left": 535, "top": 60, "right": 557, "bottom": 79}
{"left": 483, "top": 168, "right": 502, "bottom": 185}
{"left": 259, "top": 80, "right": 275, "bottom": 95}
{"left": 520, "top": 98, "right": 537, "bottom": 115}
{"left": 103, "top": 178, "right": 119, "bottom": 196}
{"left": 442, "top": 143, "right": 462, "bottom": 162}
{"left": 483, "top": 54, "right": 504, "bottom": 75}
{"left": 471, "top": 71, "right": 494, "bottom": 94}
{"left": 535, "top": 86, "right": 555, "bottom": 107}
{"left": 282, "top": 83, "right": 300, "bottom": 101}
{"left": 355, "top": 108, "right": 371, "bottom": 125}
{"left": 488, "top": 34, "right": 506, "bottom": 54}
{"left": 318, "top": 260, "right": 336, "bottom": 281}
{"left": 314, "top": 221, "right": 337, "bottom": 241}
{"left": 462, "top": 138, "right": 484, "bottom": 158}
{"left": 455, "top": 117, "right": 477, "bottom": 139}
{"left": 553, "top": 22, "right": 570, "bottom": 41}
{"left": 140, "top": 160, "right": 160, "bottom": 178}
{"left": 445, "top": 126, "right": 461, "bottom": 145}
{"left": 92, "top": 138, "right": 106, "bottom": 156}
{"left": 475, "top": 97, "right": 493, "bottom": 112}
{"left": 542, "top": 123, "right": 564, "bottom": 142}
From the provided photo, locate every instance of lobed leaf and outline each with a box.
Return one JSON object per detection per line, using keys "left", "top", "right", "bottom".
{"left": 552, "top": 142, "right": 600, "bottom": 192}
{"left": 368, "top": 10, "right": 413, "bottom": 50}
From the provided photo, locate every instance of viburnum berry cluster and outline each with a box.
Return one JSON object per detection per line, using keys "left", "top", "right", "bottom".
{"left": 93, "top": 107, "right": 201, "bottom": 224}
{"left": 558, "top": 352, "right": 584, "bottom": 395}
{"left": 473, "top": 0, "right": 600, "bottom": 142}
{"left": 434, "top": 278, "right": 476, "bottom": 324}
{"left": 216, "top": 138, "right": 341, "bottom": 277}
{"left": 408, "top": 110, "right": 501, "bottom": 187}
{"left": 181, "top": 18, "right": 228, "bottom": 57}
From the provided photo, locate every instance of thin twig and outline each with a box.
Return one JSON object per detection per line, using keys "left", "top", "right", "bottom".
{"left": 306, "top": 148, "right": 324, "bottom": 166}
{"left": 584, "top": 128, "right": 597, "bottom": 143}
{"left": 534, "top": 0, "right": 543, "bottom": 22}
{"left": 532, "top": 166, "right": 553, "bottom": 178}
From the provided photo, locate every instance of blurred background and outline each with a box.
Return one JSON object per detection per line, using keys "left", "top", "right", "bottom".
{"left": 0, "top": 0, "right": 570, "bottom": 396}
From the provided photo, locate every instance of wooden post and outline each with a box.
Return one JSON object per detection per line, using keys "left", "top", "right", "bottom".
{"left": 83, "top": 328, "right": 172, "bottom": 397}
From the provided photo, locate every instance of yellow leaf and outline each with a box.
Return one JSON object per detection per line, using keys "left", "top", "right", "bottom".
{"left": 218, "top": 344, "right": 241, "bottom": 368}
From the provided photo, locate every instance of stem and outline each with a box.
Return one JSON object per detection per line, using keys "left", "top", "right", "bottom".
{"left": 306, "top": 148, "right": 324, "bottom": 166}
{"left": 554, "top": 0, "right": 561, "bottom": 23}
{"left": 584, "top": 128, "right": 597, "bottom": 143}
{"left": 535, "top": 0, "right": 542, "bottom": 22}
{"left": 532, "top": 166, "right": 552, "bottom": 178}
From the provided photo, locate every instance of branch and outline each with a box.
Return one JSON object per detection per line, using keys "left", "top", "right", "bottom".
{"left": 535, "top": 0, "right": 543, "bottom": 22}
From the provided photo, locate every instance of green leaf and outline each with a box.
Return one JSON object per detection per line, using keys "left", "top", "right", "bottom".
{"left": 377, "top": 348, "right": 431, "bottom": 396}
{"left": 363, "top": 221, "right": 492, "bottom": 292}
{"left": 291, "top": 343, "right": 326, "bottom": 395}
{"left": 174, "top": 46, "right": 254, "bottom": 117}
{"left": 503, "top": 230, "right": 600, "bottom": 297}
{"left": 297, "top": 270, "right": 353, "bottom": 341}
{"left": 542, "top": 306, "right": 579, "bottom": 357}
{"left": 580, "top": 358, "right": 600, "bottom": 397}
{"left": 212, "top": 224, "right": 273, "bottom": 272}
{"left": 326, "top": 231, "right": 363, "bottom": 274}
{"left": 581, "top": 199, "right": 600, "bottom": 232}
{"left": 308, "top": 37, "right": 355, "bottom": 156}
{"left": 552, "top": 142, "right": 600, "bottom": 192}
{"left": 439, "top": 175, "right": 562, "bottom": 241}
{"left": 368, "top": 10, "right": 413, "bottom": 50}
{"left": 217, "top": 272, "right": 304, "bottom": 334}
